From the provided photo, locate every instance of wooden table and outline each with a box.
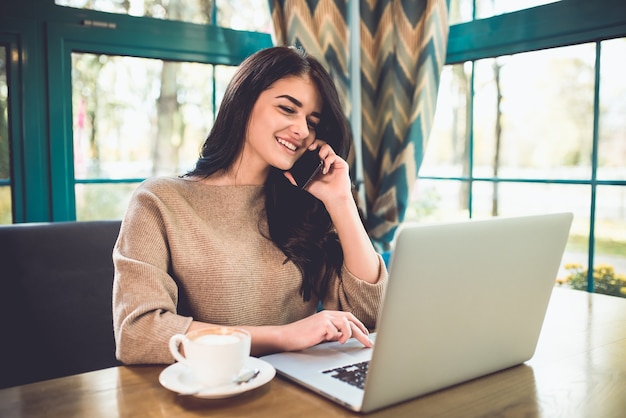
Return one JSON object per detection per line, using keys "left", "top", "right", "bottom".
{"left": 2, "top": 287, "right": 625, "bottom": 417}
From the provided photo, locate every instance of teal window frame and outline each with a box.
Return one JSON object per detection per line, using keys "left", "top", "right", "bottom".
{"left": 447, "top": 0, "right": 626, "bottom": 62}
{"left": 0, "top": 17, "right": 50, "bottom": 223}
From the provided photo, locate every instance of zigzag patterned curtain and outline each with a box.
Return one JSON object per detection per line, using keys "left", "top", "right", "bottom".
{"left": 269, "top": 1, "right": 352, "bottom": 120}
{"left": 270, "top": 0, "right": 449, "bottom": 251}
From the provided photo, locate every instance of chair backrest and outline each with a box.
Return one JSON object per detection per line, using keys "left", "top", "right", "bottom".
{"left": 0, "top": 220, "right": 122, "bottom": 388}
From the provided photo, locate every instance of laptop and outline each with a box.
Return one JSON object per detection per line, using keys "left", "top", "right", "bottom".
{"left": 261, "top": 212, "right": 573, "bottom": 413}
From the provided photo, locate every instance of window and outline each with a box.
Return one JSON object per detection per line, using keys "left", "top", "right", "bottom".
{"left": 1, "top": 1, "right": 272, "bottom": 222}
{"left": 412, "top": 36, "right": 626, "bottom": 297}
{"left": 30, "top": 1, "right": 271, "bottom": 221}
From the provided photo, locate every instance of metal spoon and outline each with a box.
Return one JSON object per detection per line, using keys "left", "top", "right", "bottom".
{"left": 179, "top": 368, "right": 261, "bottom": 396}
{"left": 235, "top": 368, "right": 260, "bottom": 385}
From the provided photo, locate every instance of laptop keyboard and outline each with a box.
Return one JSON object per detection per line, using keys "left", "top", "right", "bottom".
{"left": 322, "top": 360, "right": 370, "bottom": 389}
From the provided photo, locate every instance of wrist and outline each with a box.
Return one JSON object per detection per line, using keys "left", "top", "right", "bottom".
{"left": 323, "top": 193, "right": 356, "bottom": 217}
{"left": 249, "top": 325, "right": 287, "bottom": 356}
{"left": 271, "top": 325, "right": 288, "bottom": 352}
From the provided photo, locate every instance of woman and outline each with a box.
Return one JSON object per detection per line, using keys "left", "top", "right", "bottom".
{"left": 113, "top": 46, "right": 388, "bottom": 364}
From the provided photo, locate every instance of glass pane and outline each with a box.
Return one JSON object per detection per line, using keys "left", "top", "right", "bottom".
{"left": 56, "top": 0, "right": 214, "bottom": 24}
{"left": 421, "top": 63, "right": 472, "bottom": 179}
{"left": 448, "top": 0, "right": 474, "bottom": 24}
{"left": 0, "top": 44, "right": 11, "bottom": 224}
{"left": 215, "top": 0, "right": 273, "bottom": 33}
{"left": 0, "top": 186, "right": 10, "bottom": 224}
{"left": 598, "top": 37, "right": 626, "bottom": 181}
{"left": 72, "top": 53, "right": 217, "bottom": 181}
{"left": 71, "top": 53, "right": 236, "bottom": 220}
{"left": 75, "top": 183, "right": 138, "bottom": 221}
{"left": 471, "top": 181, "right": 591, "bottom": 285}
{"left": 471, "top": 181, "right": 590, "bottom": 219}
{"left": 476, "top": 0, "right": 561, "bottom": 20}
{"left": 473, "top": 44, "right": 596, "bottom": 181}
{"left": 55, "top": 0, "right": 273, "bottom": 31}
{"left": 449, "top": 0, "right": 562, "bottom": 23}
{"left": 406, "top": 179, "right": 470, "bottom": 223}
{"left": 214, "top": 64, "right": 238, "bottom": 110}
{"left": 591, "top": 185, "right": 626, "bottom": 297}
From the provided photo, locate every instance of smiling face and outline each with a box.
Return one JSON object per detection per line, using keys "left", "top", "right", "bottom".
{"left": 241, "top": 75, "right": 323, "bottom": 180}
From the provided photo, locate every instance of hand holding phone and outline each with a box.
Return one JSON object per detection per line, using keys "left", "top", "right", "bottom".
{"left": 289, "top": 150, "right": 323, "bottom": 189}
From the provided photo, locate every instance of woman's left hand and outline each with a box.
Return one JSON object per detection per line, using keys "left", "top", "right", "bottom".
{"left": 285, "top": 140, "right": 353, "bottom": 205}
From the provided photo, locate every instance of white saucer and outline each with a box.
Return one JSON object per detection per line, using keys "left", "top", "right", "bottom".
{"left": 159, "top": 357, "right": 276, "bottom": 399}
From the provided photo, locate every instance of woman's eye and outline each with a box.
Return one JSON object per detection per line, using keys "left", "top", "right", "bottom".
{"left": 307, "top": 120, "right": 318, "bottom": 130}
{"left": 279, "top": 105, "right": 295, "bottom": 114}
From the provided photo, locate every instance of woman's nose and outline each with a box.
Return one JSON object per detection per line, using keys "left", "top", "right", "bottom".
{"left": 291, "top": 116, "right": 310, "bottom": 139}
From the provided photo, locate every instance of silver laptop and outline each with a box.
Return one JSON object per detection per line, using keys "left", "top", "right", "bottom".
{"left": 261, "top": 212, "right": 573, "bottom": 413}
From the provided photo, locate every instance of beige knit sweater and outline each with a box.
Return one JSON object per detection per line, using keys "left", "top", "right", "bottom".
{"left": 112, "top": 177, "right": 388, "bottom": 365}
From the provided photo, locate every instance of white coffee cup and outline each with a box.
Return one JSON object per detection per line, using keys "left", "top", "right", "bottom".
{"left": 169, "top": 326, "right": 251, "bottom": 388}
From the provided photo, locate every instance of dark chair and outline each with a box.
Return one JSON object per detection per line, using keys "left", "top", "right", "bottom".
{"left": 0, "top": 220, "right": 123, "bottom": 388}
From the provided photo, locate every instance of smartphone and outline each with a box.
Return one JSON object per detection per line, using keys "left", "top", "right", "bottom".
{"left": 290, "top": 150, "right": 323, "bottom": 189}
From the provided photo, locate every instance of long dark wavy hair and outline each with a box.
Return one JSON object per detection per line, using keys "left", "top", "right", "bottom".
{"left": 186, "top": 46, "right": 352, "bottom": 302}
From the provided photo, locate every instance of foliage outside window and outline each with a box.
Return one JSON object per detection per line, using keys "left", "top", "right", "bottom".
{"left": 558, "top": 263, "right": 626, "bottom": 298}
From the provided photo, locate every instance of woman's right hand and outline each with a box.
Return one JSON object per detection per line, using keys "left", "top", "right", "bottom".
{"left": 276, "top": 310, "right": 373, "bottom": 352}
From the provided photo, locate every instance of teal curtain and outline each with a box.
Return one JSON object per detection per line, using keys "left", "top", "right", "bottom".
{"left": 270, "top": 0, "right": 449, "bottom": 251}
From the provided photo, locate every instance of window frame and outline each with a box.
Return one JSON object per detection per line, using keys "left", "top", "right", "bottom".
{"left": 447, "top": 0, "right": 626, "bottom": 63}
{"left": 0, "top": 17, "right": 50, "bottom": 223}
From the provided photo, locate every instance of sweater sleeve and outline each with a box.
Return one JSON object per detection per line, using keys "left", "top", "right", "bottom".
{"left": 322, "top": 253, "right": 388, "bottom": 329}
{"left": 112, "top": 182, "right": 192, "bottom": 365}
